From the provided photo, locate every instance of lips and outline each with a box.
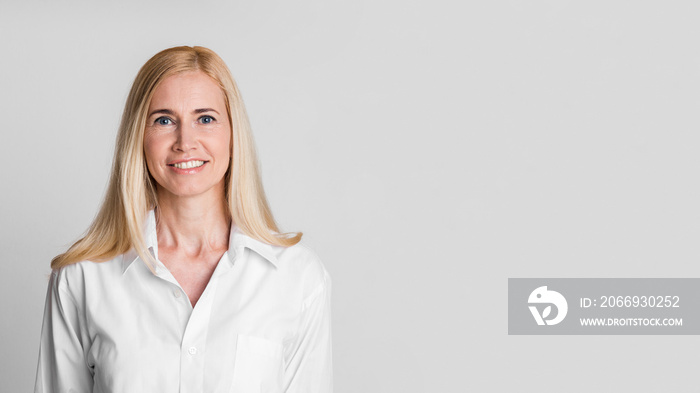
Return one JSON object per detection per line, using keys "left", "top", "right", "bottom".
{"left": 165, "top": 159, "right": 210, "bottom": 174}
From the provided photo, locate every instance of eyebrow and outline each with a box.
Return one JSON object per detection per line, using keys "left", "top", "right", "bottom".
{"left": 148, "top": 108, "right": 220, "bottom": 117}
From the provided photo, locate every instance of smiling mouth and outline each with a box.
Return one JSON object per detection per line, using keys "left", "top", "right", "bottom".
{"left": 168, "top": 160, "right": 207, "bottom": 169}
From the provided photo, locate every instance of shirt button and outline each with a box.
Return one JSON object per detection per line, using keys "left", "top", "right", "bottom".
{"left": 188, "top": 347, "right": 197, "bottom": 355}
{"left": 173, "top": 289, "right": 181, "bottom": 298}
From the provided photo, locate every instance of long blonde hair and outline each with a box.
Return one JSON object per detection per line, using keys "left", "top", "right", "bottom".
{"left": 51, "top": 46, "right": 301, "bottom": 269}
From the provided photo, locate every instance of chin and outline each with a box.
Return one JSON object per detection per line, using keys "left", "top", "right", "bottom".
{"left": 157, "top": 181, "right": 225, "bottom": 199}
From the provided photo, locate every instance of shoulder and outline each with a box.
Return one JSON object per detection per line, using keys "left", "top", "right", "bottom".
{"left": 270, "top": 240, "right": 331, "bottom": 297}
{"left": 275, "top": 241, "right": 329, "bottom": 276}
{"left": 50, "top": 255, "right": 126, "bottom": 301}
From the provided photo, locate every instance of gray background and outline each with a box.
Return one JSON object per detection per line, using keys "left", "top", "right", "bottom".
{"left": 1, "top": 0, "right": 698, "bottom": 392}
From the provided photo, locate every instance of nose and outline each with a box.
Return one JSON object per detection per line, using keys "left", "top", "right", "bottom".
{"left": 173, "top": 123, "right": 197, "bottom": 152}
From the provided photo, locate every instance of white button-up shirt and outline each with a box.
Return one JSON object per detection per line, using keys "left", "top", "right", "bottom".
{"left": 35, "top": 210, "right": 333, "bottom": 393}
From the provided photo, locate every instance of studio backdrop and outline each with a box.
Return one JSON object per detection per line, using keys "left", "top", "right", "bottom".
{"left": 1, "top": 1, "right": 699, "bottom": 392}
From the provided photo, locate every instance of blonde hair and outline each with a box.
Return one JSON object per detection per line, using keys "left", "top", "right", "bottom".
{"left": 51, "top": 46, "right": 301, "bottom": 269}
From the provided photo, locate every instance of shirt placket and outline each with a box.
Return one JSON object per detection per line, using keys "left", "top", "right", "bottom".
{"left": 151, "top": 250, "right": 233, "bottom": 393}
{"left": 178, "top": 275, "right": 217, "bottom": 393}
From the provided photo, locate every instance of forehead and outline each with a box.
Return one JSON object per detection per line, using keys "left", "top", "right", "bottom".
{"left": 149, "top": 70, "right": 225, "bottom": 109}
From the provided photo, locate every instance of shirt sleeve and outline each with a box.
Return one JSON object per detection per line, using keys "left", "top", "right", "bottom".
{"left": 35, "top": 269, "right": 93, "bottom": 393}
{"left": 283, "top": 267, "right": 333, "bottom": 393}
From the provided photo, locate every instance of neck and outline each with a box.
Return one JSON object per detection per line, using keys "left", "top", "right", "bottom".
{"left": 154, "top": 186, "right": 231, "bottom": 256}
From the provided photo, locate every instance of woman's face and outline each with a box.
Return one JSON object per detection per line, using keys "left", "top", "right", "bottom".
{"left": 144, "top": 71, "right": 231, "bottom": 201}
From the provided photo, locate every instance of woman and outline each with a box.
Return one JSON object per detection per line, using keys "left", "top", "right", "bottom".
{"left": 34, "top": 46, "right": 332, "bottom": 393}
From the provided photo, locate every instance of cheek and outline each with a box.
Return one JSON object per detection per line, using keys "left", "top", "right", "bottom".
{"left": 212, "top": 132, "right": 232, "bottom": 164}
{"left": 143, "top": 137, "right": 165, "bottom": 172}
{"left": 220, "top": 140, "right": 231, "bottom": 161}
{"left": 222, "top": 142, "right": 232, "bottom": 167}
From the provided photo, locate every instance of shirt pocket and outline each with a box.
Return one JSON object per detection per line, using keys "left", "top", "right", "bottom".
{"left": 230, "top": 334, "right": 284, "bottom": 393}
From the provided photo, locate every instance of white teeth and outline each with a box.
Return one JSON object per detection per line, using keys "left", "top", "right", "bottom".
{"left": 173, "top": 160, "right": 205, "bottom": 169}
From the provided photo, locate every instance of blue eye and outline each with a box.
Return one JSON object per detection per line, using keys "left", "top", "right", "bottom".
{"left": 200, "top": 115, "right": 215, "bottom": 124}
{"left": 155, "top": 117, "right": 173, "bottom": 126}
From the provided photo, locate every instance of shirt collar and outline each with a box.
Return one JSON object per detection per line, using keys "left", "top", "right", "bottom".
{"left": 121, "top": 209, "right": 279, "bottom": 274}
